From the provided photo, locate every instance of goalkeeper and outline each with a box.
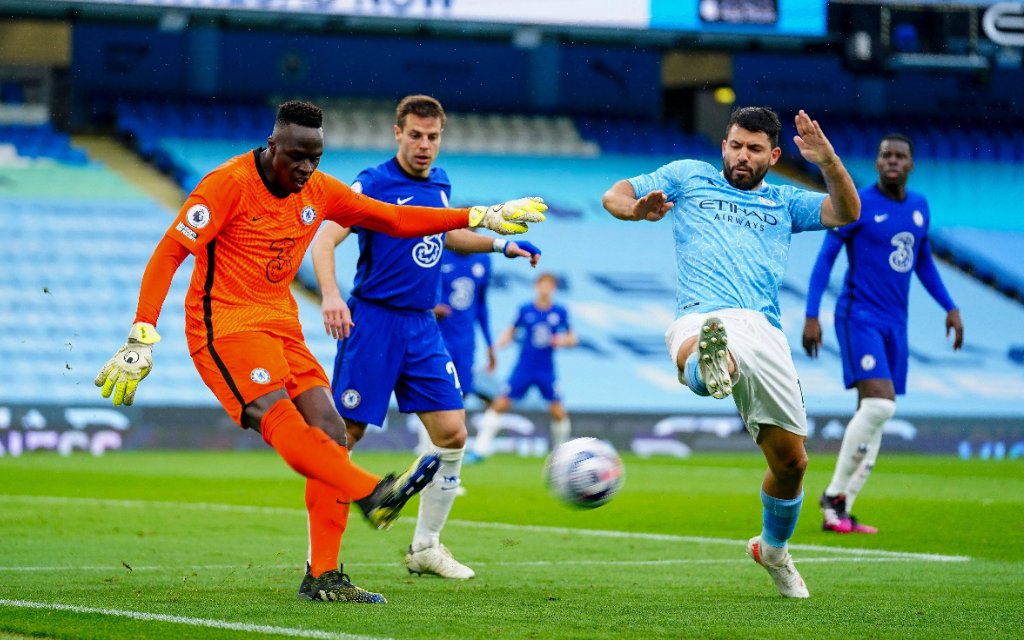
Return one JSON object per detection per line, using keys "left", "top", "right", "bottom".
{"left": 94, "top": 100, "right": 545, "bottom": 603}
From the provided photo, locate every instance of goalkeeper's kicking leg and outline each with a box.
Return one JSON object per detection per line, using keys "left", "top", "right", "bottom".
{"left": 306, "top": 411, "right": 474, "bottom": 586}
{"left": 248, "top": 387, "right": 440, "bottom": 533}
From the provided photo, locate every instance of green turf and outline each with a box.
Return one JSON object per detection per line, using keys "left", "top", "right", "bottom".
{"left": 1, "top": 451, "right": 1022, "bottom": 639}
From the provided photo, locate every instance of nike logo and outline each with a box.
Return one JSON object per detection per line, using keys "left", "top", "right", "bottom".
{"left": 252, "top": 215, "right": 264, "bottom": 222}
{"left": 874, "top": 214, "right": 888, "bottom": 223}
{"left": 440, "top": 486, "right": 460, "bottom": 491}
{"left": 397, "top": 196, "right": 414, "bottom": 205}
{"left": 335, "top": 499, "right": 350, "bottom": 505}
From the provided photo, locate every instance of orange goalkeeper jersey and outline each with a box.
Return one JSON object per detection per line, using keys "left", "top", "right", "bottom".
{"left": 163, "top": 150, "right": 470, "bottom": 353}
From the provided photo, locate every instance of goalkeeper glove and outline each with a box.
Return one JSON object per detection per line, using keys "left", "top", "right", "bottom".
{"left": 94, "top": 322, "right": 161, "bottom": 406}
{"left": 469, "top": 197, "right": 547, "bottom": 235}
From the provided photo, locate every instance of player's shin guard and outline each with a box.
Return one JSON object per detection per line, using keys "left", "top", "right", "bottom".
{"left": 825, "top": 398, "right": 895, "bottom": 498}
{"left": 760, "top": 489, "right": 803, "bottom": 548}
{"left": 306, "top": 479, "right": 351, "bottom": 578}
{"left": 550, "top": 417, "right": 571, "bottom": 448}
{"left": 260, "top": 399, "right": 379, "bottom": 500}
{"left": 412, "top": 446, "right": 464, "bottom": 552}
{"left": 472, "top": 410, "right": 500, "bottom": 457}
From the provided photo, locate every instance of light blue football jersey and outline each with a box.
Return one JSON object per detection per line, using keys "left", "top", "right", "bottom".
{"left": 629, "top": 159, "right": 826, "bottom": 328}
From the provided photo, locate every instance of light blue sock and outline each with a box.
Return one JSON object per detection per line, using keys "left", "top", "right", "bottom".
{"left": 761, "top": 489, "right": 803, "bottom": 548}
{"left": 684, "top": 352, "right": 710, "bottom": 396}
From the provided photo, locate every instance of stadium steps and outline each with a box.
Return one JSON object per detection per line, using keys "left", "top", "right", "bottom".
{"left": 71, "top": 134, "right": 184, "bottom": 212}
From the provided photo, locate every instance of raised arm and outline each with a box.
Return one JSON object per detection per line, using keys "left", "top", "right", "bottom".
{"left": 602, "top": 179, "right": 673, "bottom": 222}
{"left": 792, "top": 110, "right": 860, "bottom": 228}
{"left": 802, "top": 232, "right": 844, "bottom": 357}
{"left": 311, "top": 220, "right": 354, "bottom": 340}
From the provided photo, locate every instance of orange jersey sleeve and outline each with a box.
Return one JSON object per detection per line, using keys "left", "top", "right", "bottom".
{"left": 134, "top": 235, "right": 190, "bottom": 326}
{"left": 318, "top": 173, "right": 471, "bottom": 237}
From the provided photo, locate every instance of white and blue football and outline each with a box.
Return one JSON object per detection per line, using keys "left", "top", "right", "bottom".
{"left": 545, "top": 437, "right": 625, "bottom": 508}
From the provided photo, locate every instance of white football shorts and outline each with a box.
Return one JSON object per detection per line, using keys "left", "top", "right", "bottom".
{"left": 665, "top": 308, "right": 807, "bottom": 440}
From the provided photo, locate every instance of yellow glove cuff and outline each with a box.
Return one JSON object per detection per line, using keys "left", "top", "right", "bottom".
{"left": 129, "top": 322, "right": 162, "bottom": 345}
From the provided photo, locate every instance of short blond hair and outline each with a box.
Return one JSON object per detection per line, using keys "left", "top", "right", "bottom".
{"left": 396, "top": 94, "right": 446, "bottom": 129}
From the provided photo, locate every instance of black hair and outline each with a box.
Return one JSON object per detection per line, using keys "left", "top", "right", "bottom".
{"left": 878, "top": 132, "right": 914, "bottom": 157}
{"left": 276, "top": 100, "right": 323, "bottom": 129}
{"left": 726, "top": 106, "right": 782, "bottom": 148}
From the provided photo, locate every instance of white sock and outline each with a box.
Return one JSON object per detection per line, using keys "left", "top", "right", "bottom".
{"left": 760, "top": 540, "right": 788, "bottom": 563}
{"left": 412, "top": 446, "right": 463, "bottom": 552}
{"left": 826, "top": 398, "right": 895, "bottom": 498}
{"left": 550, "top": 416, "right": 572, "bottom": 448}
{"left": 845, "top": 427, "right": 883, "bottom": 512}
{"left": 473, "top": 409, "right": 501, "bottom": 457}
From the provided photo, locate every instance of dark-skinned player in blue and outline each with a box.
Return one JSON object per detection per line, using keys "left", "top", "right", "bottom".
{"left": 803, "top": 133, "right": 963, "bottom": 534}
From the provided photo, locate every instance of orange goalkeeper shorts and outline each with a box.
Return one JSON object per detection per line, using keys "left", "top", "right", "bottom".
{"left": 191, "top": 331, "right": 330, "bottom": 426}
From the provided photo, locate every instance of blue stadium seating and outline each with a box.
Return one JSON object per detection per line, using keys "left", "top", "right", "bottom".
{"left": 7, "top": 135, "right": 1022, "bottom": 419}
{"left": 0, "top": 123, "right": 90, "bottom": 165}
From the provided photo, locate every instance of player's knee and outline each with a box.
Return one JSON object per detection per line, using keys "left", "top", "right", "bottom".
{"left": 860, "top": 397, "right": 896, "bottom": 422}
{"left": 427, "top": 422, "right": 467, "bottom": 449}
{"left": 772, "top": 450, "right": 808, "bottom": 483}
{"left": 346, "top": 421, "right": 368, "bottom": 447}
{"left": 242, "top": 389, "right": 290, "bottom": 431}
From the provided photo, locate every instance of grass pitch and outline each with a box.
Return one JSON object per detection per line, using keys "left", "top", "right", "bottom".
{"left": 1, "top": 450, "right": 1022, "bottom": 639}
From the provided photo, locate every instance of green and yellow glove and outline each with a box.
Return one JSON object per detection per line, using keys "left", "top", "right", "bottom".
{"left": 469, "top": 197, "right": 547, "bottom": 235}
{"left": 94, "top": 322, "right": 161, "bottom": 406}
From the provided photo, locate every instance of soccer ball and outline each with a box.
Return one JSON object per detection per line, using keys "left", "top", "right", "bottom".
{"left": 545, "top": 437, "right": 625, "bottom": 508}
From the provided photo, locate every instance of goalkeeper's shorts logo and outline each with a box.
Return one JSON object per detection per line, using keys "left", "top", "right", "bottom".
{"left": 341, "top": 389, "right": 361, "bottom": 409}
{"left": 185, "top": 204, "right": 211, "bottom": 229}
{"left": 250, "top": 368, "right": 271, "bottom": 384}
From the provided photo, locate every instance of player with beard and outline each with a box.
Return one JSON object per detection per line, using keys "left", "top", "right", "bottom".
{"left": 602, "top": 107, "right": 860, "bottom": 598}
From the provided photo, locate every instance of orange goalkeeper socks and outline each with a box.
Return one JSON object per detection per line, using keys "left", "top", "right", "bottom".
{"left": 306, "top": 478, "right": 351, "bottom": 578}
{"left": 260, "top": 399, "right": 379, "bottom": 500}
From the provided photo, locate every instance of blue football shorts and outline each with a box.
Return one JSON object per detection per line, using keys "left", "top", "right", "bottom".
{"left": 835, "top": 311, "right": 909, "bottom": 395}
{"left": 502, "top": 365, "right": 561, "bottom": 402}
{"left": 331, "top": 298, "right": 464, "bottom": 426}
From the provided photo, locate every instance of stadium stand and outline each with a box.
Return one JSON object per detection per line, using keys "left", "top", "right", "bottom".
{"left": 0, "top": 123, "right": 89, "bottom": 165}
{"left": 11, "top": 127, "right": 1008, "bottom": 418}
{"left": 7, "top": 100, "right": 1020, "bottom": 418}
{"left": 0, "top": 162, "right": 212, "bottom": 407}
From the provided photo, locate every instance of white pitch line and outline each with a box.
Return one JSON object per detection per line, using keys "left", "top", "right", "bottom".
{"left": 0, "top": 556, "right": 928, "bottom": 574}
{"left": 0, "top": 494, "right": 970, "bottom": 563}
{"left": 444, "top": 520, "right": 971, "bottom": 563}
{"left": 0, "top": 598, "right": 392, "bottom": 640}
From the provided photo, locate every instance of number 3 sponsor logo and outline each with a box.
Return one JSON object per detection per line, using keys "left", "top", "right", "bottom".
{"left": 888, "top": 232, "right": 915, "bottom": 273}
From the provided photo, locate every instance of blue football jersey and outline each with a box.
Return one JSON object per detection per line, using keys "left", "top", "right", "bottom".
{"left": 829, "top": 185, "right": 952, "bottom": 321}
{"left": 629, "top": 159, "right": 826, "bottom": 328}
{"left": 350, "top": 157, "right": 452, "bottom": 310}
{"left": 511, "top": 302, "right": 570, "bottom": 374}
{"left": 437, "top": 251, "right": 492, "bottom": 350}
